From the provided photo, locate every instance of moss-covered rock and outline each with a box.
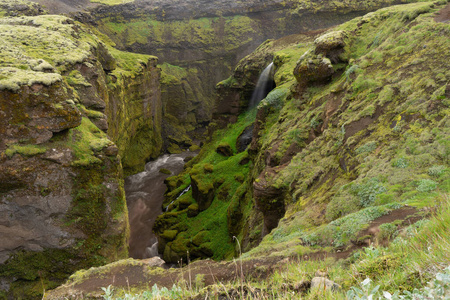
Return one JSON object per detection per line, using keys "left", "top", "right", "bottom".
{"left": 293, "top": 51, "right": 334, "bottom": 86}
{"left": 159, "top": 168, "right": 172, "bottom": 175}
{"left": 187, "top": 203, "right": 199, "bottom": 217}
{"left": 0, "top": 0, "right": 44, "bottom": 17}
{"left": 190, "top": 173, "right": 215, "bottom": 211}
{"left": 161, "top": 230, "right": 178, "bottom": 241}
{"left": 216, "top": 142, "right": 233, "bottom": 157}
{"left": 178, "top": 197, "right": 194, "bottom": 210}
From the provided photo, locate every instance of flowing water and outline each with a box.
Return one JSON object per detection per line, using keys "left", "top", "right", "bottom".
{"left": 249, "top": 62, "right": 275, "bottom": 108}
{"left": 124, "top": 152, "right": 195, "bottom": 259}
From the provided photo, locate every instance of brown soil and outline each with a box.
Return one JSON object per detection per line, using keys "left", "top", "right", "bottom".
{"left": 344, "top": 105, "right": 383, "bottom": 141}
{"left": 355, "top": 206, "right": 422, "bottom": 247}
{"left": 46, "top": 207, "right": 423, "bottom": 299}
{"left": 434, "top": 3, "right": 450, "bottom": 23}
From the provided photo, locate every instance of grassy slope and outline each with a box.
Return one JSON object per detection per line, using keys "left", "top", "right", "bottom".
{"left": 250, "top": 0, "right": 449, "bottom": 258}
{"left": 147, "top": 0, "right": 449, "bottom": 299}
{"left": 239, "top": 0, "right": 449, "bottom": 297}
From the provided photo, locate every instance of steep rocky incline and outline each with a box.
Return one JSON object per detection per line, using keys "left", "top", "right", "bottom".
{"left": 0, "top": 2, "right": 161, "bottom": 298}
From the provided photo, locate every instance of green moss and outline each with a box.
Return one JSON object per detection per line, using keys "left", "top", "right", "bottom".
{"left": 107, "top": 47, "right": 155, "bottom": 78}
{"left": 161, "top": 230, "right": 178, "bottom": 241}
{"left": 0, "top": 15, "right": 94, "bottom": 76}
{"left": 0, "top": 68, "right": 62, "bottom": 92}
{"left": 159, "top": 168, "right": 172, "bottom": 175}
{"left": 59, "top": 117, "right": 106, "bottom": 166}
{"left": 155, "top": 111, "right": 255, "bottom": 261}
{"left": 0, "top": 249, "right": 84, "bottom": 299}
{"left": 5, "top": 144, "right": 46, "bottom": 157}
{"left": 66, "top": 70, "right": 91, "bottom": 87}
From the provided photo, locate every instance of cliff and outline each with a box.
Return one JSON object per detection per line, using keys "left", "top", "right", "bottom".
{"left": 2, "top": 0, "right": 450, "bottom": 298}
{"left": 0, "top": 2, "right": 161, "bottom": 298}
{"left": 82, "top": 0, "right": 415, "bottom": 150}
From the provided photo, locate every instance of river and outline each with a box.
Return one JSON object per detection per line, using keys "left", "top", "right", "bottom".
{"left": 124, "top": 152, "right": 196, "bottom": 259}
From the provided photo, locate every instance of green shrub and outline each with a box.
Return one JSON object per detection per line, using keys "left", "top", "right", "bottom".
{"left": 378, "top": 222, "right": 398, "bottom": 241}
{"left": 345, "top": 64, "right": 359, "bottom": 81}
{"left": 392, "top": 157, "right": 409, "bottom": 168}
{"left": 416, "top": 179, "right": 437, "bottom": 193}
{"left": 356, "top": 141, "right": 377, "bottom": 155}
{"left": 351, "top": 178, "right": 387, "bottom": 207}
{"left": 428, "top": 165, "right": 446, "bottom": 177}
{"left": 258, "top": 87, "right": 287, "bottom": 110}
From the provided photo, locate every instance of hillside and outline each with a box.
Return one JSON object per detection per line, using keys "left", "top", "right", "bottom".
{"left": 0, "top": 0, "right": 449, "bottom": 299}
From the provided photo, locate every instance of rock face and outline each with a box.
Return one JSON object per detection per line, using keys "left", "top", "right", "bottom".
{"left": 0, "top": 5, "right": 162, "bottom": 298}
{"left": 107, "top": 57, "right": 163, "bottom": 176}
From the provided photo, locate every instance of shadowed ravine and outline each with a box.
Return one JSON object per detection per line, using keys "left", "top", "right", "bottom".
{"left": 124, "top": 152, "right": 196, "bottom": 259}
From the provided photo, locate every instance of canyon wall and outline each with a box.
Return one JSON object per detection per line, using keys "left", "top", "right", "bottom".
{"left": 0, "top": 2, "right": 162, "bottom": 297}
{"left": 87, "top": 0, "right": 412, "bottom": 147}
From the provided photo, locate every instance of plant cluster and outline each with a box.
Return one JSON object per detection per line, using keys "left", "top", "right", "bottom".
{"left": 348, "top": 265, "right": 450, "bottom": 300}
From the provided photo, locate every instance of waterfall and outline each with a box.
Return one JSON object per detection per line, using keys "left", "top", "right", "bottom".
{"left": 164, "top": 185, "right": 191, "bottom": 212}
{"left": 249, "top": 62, "right": 275, "bottom": 108}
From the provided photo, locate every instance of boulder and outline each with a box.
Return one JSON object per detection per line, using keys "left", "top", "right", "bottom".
{"left": 187, "top": 203, "right": 199, "bottom": 217}
{"left": 141, "top": 256, "right": 166, "bottom": 268}
{"left": 161, "top": 230, "right": 178, "bottom": 241}
{"left": 310, "top": 277, "right": 340, "bottom": 292}
{"left": 314, "top": 30, "right": 348, "bottom": 63}
{"left": 293, "top": 52, "right": 334, "bottom": 86}
{"left": 190, "top": 174, "right": 215, "bottom": 211}
{"left": 253, "top": 174, "right": 286, "bottom": 235}
{"left": 237, "top": 124, "right": 255, "bottom": 153}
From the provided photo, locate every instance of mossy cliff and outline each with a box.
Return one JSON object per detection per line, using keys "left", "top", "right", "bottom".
{"left": 81, "top": 0, "right": 414, "bottom": 149}
{"left": 105, "top": 48, "right": 163, "bottom": 175}
{"left": 154, "top": 0, "right": 450, "bottom": 264}
{"left": 159, "top": 62, "right": 211, "bottom": 153}
{"left": 16, "top": 1, "right": 450, "bottom": 298}
{"left": 0, "top": 2, "right": 161, "bottom": 298}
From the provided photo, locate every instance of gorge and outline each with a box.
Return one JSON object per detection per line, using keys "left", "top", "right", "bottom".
{"left": 0, "top": 0, "right": 449, "bottom": 299}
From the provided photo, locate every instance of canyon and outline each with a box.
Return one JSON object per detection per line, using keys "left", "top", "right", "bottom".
{"left": 0, "top": 0, "right": 449, "bottom": 298}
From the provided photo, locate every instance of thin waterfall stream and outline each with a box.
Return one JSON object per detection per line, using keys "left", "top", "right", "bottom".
{"left": 249, "top": 62, "right": 275, "bottom": 108}
{"left": 124, "top": 152, "right": 196, "bottom": 259}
